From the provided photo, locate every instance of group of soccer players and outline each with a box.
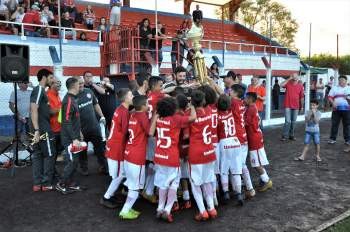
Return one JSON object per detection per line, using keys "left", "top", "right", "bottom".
{"left": 98, "top": 70, "right": 273, "bottom": 222}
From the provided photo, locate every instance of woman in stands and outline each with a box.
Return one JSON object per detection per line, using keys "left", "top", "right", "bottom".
{"left": 139, "top": 18, "right": 152, "bottom": 73}
{"left": 97, "top": 17, "right": 109, "bottom": 42}
{"left": 83, "top": 5, "right": 95, "bottom": 30}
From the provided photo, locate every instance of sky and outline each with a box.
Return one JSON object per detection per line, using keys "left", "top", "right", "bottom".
{"left": 83, "top": 0, "right": 350, "bottom": 56}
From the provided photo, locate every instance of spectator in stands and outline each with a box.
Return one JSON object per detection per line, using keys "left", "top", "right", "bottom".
{"left": 83, "top": 5, "right": 95, "bottom": 30}
{"left": 10, "top": 5, "right": 25, "bottom": 35}
{"left": 150, "top": 21, "right": 166, "bottom": 68}
{"left": 247, "top": 76, "right": 266, "bottom": 129}
{"left": 171, "top": 30, "right": 188, "bottom": 73}
{"left": 97, "top": 17, "right": 109, "bottom": 41}
{"left": 272, "top": 79, "right": 280, "bottom": 110}
{"left": 6, "top": 0, "right": 18, "bottom": 15}
{"left": 139, "top": 18, "right": 152, "bottom": 73}
{"left": 0, "top": 0, "right": 10, "bottom": 27}
{"left": 192, "top": 4, "right": 203, "bottom": 26}
{"left": 8, "top": 82, "right": 32, "bottom": 140}
{"left": 280, "top": 73, "right": 304, "bottom": 141}
{"left": 109, "top": 0, "right": 121, "bottom": 30}
{"left": 40, "top": 5, "right": 54, "bottom": 37}
{"left": 62, "top": 0, "right": 76, "bottom": 19}
{"left": 22, "top": 2, "right": 42, "bottom": 37}
{"left": 79, "top": 31, "right": 87, "bottom": 41}
{"left": 61, "top": 11, "right": 76, "bottom": 40}
{"left": 92, "top": 77, "right": 116, "bottom": 130}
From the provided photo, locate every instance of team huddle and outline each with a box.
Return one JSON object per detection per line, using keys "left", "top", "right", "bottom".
{"left": 97, "top": 75, "right": 273, "bottom": 222}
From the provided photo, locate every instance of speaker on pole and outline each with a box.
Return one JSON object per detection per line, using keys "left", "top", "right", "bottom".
{"left": 0, "top": 44, "right": 30, "bottom": 83}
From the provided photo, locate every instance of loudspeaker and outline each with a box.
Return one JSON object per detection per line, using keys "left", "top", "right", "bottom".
{"left": 0, "top": 44, "right": 29, "bottom": 83}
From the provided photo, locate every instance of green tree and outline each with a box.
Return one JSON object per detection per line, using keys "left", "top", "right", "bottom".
{"left": 217, "top": 0, "right": 298, "bottom": 49}
{"left": 303, "top": 54, "right": 350, "bottom": 74}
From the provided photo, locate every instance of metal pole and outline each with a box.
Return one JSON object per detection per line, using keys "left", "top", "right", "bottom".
{"left": 221, "top": 6, "right": 225, "bottom": 67}
{"left": 335, "top": 34, "right": 339, "bottom": 85}
{"left": 265, "top": 16, "right": 272, "bottom": 121}
{"left": 58, "top": 0, "right": 62, "bottom": 63}
{"left": 305, "top": 23, "right": 312, "bottom": 112}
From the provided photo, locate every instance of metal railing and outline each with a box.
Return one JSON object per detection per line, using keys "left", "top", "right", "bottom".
{"left": 0, "top": 20, "right": 103, "bottom": 45}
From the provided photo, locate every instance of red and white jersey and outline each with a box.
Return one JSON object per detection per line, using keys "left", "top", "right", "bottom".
{"left": 105, "top": 105, "right": 130, "bottom": 161}
{"left": 154, "top": 114, "right": 190, "bottom": 167}
{"left": 188, "top": 107, "right": 216, "bottom": 165}
{"left": 147, "top": 91, "right": 165, "bottom": 119}
{"left": 244, "top": 104, "right": 264, "bottom": 151}
{"left": 209, "top": 104, "right": 218, "bottom": 145}
{"left": 217, "top": 110, "right": 238, "bottom": 140}
{"left": 124, "top": 111, "right": 149, "bottom": 165}
{"left": 231, "top": 98, "right": 247, "bottom": 144}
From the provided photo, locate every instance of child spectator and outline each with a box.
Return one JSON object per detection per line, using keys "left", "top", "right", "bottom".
{"left": 83, "top": 5, "right": 95, "bottom": 30}
{"left": 295, "top": 99, "right": 322, "bottom": 161}
{"left": 79, "top": 31, "right": 87, "bottom": 41}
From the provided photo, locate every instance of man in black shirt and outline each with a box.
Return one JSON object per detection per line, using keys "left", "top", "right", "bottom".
{"left": 192, "top": 5, "right": 203, "bottom": 26}
{"left": 56, "top": 77, "right": 85, "bottom": 194}
{"left": 149, "top": 21, "right": 166, "bottom": 68}
{"left": 30, "top": 69, "right": 56, "bottom": 192}
{"left": 171, "top": 30, "right": 188, "bottom": 73}
{"left": 76, "top": 75, "right": 107, "bottom": 175}
{"left": 61, "top": 11, "right": 76, "bottom": 40}
{"left": 132, "top": 74, "right": 148, "bottom": 97}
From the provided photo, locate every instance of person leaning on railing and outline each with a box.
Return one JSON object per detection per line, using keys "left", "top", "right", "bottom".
{"left": 60, "top": 11, "right": 76, "bottom": 40}
{"left": 10, "top": 5, "right": 24, "bottom": 35}
{"left": 22, "top": 2, "right": 42, "bottom": 37}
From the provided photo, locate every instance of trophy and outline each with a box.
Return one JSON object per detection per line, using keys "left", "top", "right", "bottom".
{"left": 186, "top": 23, "right": 208, "bottom": 85}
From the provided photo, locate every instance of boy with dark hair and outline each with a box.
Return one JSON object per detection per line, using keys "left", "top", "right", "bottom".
{"left": 295, "top": 99, "right": 322, "bottom": 161}
{"left": 188, "top": 90, "right": 217, "bottom": 221}
{"left": 30, "top": 68, "right": 56, "bottom": 192}
{"left": 100, "top": 88, "right": 133, "bottom": 208}
{"left": 217, "top": 94, "right": 243, "bottom": 205}
{"left": 143, "top": 76, "right": 165, "bottom": 203}
{"left": 56, "top": 77, "right": 87, "bottom": 194}
{"left": 150, "top": 97, "right": 196, "bottom": 222}
{"left": 244, "top": 92, "right": 272, "bottom": 192}
{"left": 119, "top": 95, "right": 149, "bottom": 219}
{"left": 231, "top": 85, "right": 255, "bottom": 198}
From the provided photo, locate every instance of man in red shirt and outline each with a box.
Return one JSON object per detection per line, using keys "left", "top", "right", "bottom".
{"left": 244, "top": 92, "right": 272, "bottom": 192}
{"left": 151, "top": 97, "right": 196, "bottom": 222}
{"left": 22, "top": 3, "right": 42, "bottom": 37}
{"left": 280, "top": 73, "right": 304, "bottom": 141}
{"left": 119, "top": 95, "right": 149, "bottom": 219}
{"left": 188, "top": 90, "right": 217, "bottom": 221}
{"left": 100, "top": 88, "right": 133, "bottom": 209}
{"left": 47, "top": 78, "right": 62, "bottom": 153}
{"left": 247, "top": 76, "right": 266, "bottom": 130}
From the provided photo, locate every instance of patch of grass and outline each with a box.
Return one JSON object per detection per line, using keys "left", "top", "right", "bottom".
{"left": 325, "top": 217, "right": 350, "bottom": 232}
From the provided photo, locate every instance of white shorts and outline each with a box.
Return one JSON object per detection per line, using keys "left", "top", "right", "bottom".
{"left": 154, "top": 165, "right": 181, "bottom": 190}
{"left": 189, "top": 161, "right": 216, "bottom": 186}
{"left": 240, "top": 144, "right": 248, "bottom": 165}
{"left": 109, "top": 6, "right": 121, "bottom": 25}
{"left": 219, "top": 137, "right": 242, "bottom": 175}
{"left": 107, "top": 158, "right": 124, "bottom": 179}
{"left": 146, "top": 137, "right": 156, "bottom": 161}
{"left": 249, "top": 147, "right": 269, "bottom": 168}
{"left": 123, "top": 161, "right": 145, "bottom": 191}
{"left": 213, "top": 143, "right": 220, "bottom": 174}
{"left": 180, "top": 158, "right": 189, "bottom": 178}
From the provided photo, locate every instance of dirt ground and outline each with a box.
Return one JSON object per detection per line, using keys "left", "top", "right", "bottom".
{"left": 1, "top": 119, "right": 350, "bottom": 232}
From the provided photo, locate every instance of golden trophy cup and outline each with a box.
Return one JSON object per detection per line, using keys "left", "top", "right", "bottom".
{"left": 186, "top": 23, "right": 208, "bottom": 85}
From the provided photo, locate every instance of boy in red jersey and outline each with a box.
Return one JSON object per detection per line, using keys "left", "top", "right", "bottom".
{"left": 143, "top": 76, "right": 165, "bottom": 203}
{"left": 244, "top": 92, "right": 272, "bottom": 192}
{"left": 119, "top": 95, "right": 149, "bottom": 219}
{"left": 150, "top": 97, "right": 196, "bottom": 222}
{"left": 217, "top": 94, "right": 244, "bottom": 205}
{"left": 100, "top": 89, "right": 133, "bottom": 208}
{"left": 198, "top": 85, "right": 220, "bottom": 207}
{"left": 231, "top": 84, "right": 255, "bottom": 198}
{"left": 188, "top": 90, "right": 217, "bottom": 221}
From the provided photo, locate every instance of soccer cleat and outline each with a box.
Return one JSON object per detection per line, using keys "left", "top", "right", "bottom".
{"left": 100, "top": 197, "right": 119, "bottom": 209}
{"left": 41, "top": 185, "right": 54, "bottom": 192}
{"left": 222, "top": 191, "right": 230, "bottom": 204}
{"left": 182, "top": 200, "right": 192, "bottom": 209}
{"left": 236, "top": 193, "right": 244, "bottom": 206}
{"left": 33, "top": 185, "right": 41, "bottom": 192}
{"left": 161, "top": 212, "right": 174, "bottom": 223}
{"left": 245, "top": 189, "right": 256, "bottom": 200}
{"left": 119, "top": 210, "right": 139, "bottom": 220}
{"left": 194, "top": 211, "right": 209, "bottom": 221}
{"left": 258, "top": 179, "right": 273, "bottom": 192}
{"left": 171, "top": 201, "right": 180, "bottom": 212}
{"left": 130, "top": 208, "right": 141, "bottom": 216}
{"left": 208, "top": 208, "right": 218, "bottom": 219}
{"left": 141, "top": 191, "right": 158, "bottom": 204}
